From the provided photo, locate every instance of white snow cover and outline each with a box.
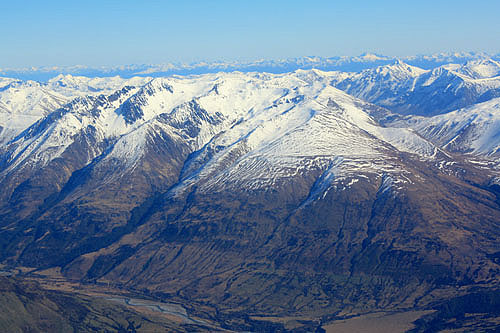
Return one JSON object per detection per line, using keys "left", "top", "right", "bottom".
{"left": 0, "top": 75, "right": 151, "bottom": 144}
{"left": 401, "top": 97, "right": 500, "bottom": 157}
{"left": 1, "top": 71, "right": 441, "bottom": 197}
{"left": 0, "top": 51, "right": 491, "bottom": 79}
{"left": 330, "top": 59, "right": 500, "bottom": 114}
{"left": 446, "top": 59, "right": 500, "bottom": 79}
{"left": 330, "top": 60, "right": 429, "bottom": 102}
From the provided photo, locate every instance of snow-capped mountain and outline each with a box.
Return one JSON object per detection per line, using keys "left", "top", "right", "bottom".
{"left": 0, "top": 52, "right": 491, "bottom": 81}
{"left": 0, "top": 63, "right": 499, "bottom": 328}
{"left": 391, "top": 97, "right": 500, "bottom": 159}
{"left": 331, "top": 59, "right": 500, "bottom": 116}
{"left": 0, "top": 79, "right": 68, "bottom": 144}
{"left": 445, "top": 58, "right": 500, "bottom": 79}
{"left": 403, "top": 51, "right": 492, "bottom": 69}
{"left": 0, "top": 75, "right": 151, "bottom": 144}
{"left": 331, "top": 60, "right": 427, "bottom": 109}
{"left": 45, "top": 74, "right": 152, "bottom": 96}
{"left": 0, "top": 70, "right": 438, "bottom": 203}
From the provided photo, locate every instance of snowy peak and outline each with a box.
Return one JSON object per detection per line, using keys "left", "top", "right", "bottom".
{"left": 356, "top": 52, "right": 391, "bottom": 62}
{"left": 45, "top": 74, "right": 152, "bottom": 97}
{"left": 0, "top": 70, "right": 441, "bottom": 196}
{"left": 4, "top": 62, "right": 500, "bottom": 191}
{"left": 455, "top": 58, "right": 500, "bottom": 79}
{"left": 2, "top": 52, "right": 494, "bottom": 81}
{"left": 331, "top": 57, "right": 500, "bottom": 116}
{"left": 329, "top": 61, "right": 428, "bottom": 109}
{"left": 0, "top": 77, "right": 25, "bottom": 91}
{"left": 2, "top": 58, "right": 500, "bottom": 326}
{"left": 374, "top": 59, "right": 428, "bottom": 78}
{"left": 0, "top": 75, "right": 152, "bottom": 144}
{"left": 399, "top": 97, "right": 500, "bottom": 158}
{"left": 417, "top": 66, "right": 463, "bottom": 86}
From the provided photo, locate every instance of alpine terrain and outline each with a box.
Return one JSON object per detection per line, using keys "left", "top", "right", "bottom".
{"left": 1, "top": 55, "right": 499, "bottom": 332}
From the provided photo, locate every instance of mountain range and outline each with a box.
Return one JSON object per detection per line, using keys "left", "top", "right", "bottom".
{"left": 2, "top": 51, "right": 499, "bottom": 81}
{"left": 1, "top": 56, "right": 500, "bottom": 331}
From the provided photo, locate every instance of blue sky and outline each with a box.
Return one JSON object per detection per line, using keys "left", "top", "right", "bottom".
{"left": 2, "top": 0, "right": 499, "bottom": 67}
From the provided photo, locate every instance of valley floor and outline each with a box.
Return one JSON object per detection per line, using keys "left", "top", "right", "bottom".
{"left": 2, "top": 266, "right": 499, "bottom": 332}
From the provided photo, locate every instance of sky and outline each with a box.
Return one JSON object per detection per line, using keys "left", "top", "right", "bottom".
{"left": 1, "top": 0, "right": 500, "bottom": 68}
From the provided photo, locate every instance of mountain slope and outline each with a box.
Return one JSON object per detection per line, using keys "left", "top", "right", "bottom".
{"left": 332, "top": 59, "right": 500, "bottom": 116}
{"left": 0, "top": 75, "right": 151, "bottom": 145}
{"left": 0, "top": 71, "right": 436, "bottom": 227}
{"left": 447, "top": 58, "right": 500, "bottom": 79}
{"left": 392, "top": 97, "right": 500, "bottom": 159}
{"left": 0, "top": 70, "right": 498, "bottom": 325}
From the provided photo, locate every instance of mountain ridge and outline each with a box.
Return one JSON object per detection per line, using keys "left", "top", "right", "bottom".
{"left": 331, "top": 58, "right": 500, "bottom": 116}
{"left": 0, "top": 61, "right": 499, "bottom": 331}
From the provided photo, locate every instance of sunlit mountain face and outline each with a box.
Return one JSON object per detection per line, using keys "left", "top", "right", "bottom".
{"left": 1, "top": 55, "right": 500, "bottom": 332}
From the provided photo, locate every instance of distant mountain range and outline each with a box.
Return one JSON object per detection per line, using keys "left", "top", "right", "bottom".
{"left": 2, "top": 52, "right": 499, "bottom": 81}
{"left": 1, "top": 54, "right": 500, "bottom": 331}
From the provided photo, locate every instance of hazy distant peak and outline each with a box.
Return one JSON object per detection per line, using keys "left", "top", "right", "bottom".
{"left": 1, "top": 53, "right": 495, "bottom": 81}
